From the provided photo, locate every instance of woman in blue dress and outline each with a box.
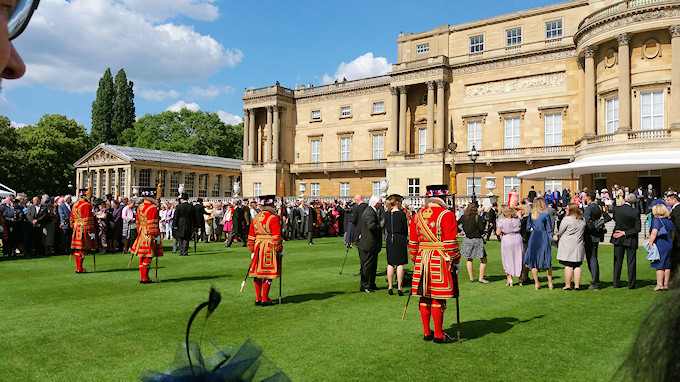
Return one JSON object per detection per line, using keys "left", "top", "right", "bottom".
{"left": 525, "top": 197, "right": 554, "bottom": 290}
{"left": 647, "top": 204, "right": 676, "bottom": 291}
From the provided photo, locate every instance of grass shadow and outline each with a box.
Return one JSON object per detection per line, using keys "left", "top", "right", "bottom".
{"left": 281, "top": 291, "right": 345, "bottom": 304}
{"left": 161, "top": 274, "right": 230, "bottom": 283}
{"left": 448, "top": 314, "right": 545, "bottom": 341}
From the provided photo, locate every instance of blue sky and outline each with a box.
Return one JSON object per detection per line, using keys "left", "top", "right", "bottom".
{"left": 3, "top": 0, "right": 558, "bottom": 130}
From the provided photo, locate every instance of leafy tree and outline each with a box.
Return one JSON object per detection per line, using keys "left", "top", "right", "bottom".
{"left": 91, "top": 68, "right": 115, "bottom": 144}
{"left": 112, "top": 69, "right": 135, "bottom": 142}
{"left": 0, "top": 116, "right": 25, "bottom": 191}
{"left": 17, "top": 115, "right": 92, "bottom": 196}
{"left": 121, "top": 109, "right": 243, "bottom": 159}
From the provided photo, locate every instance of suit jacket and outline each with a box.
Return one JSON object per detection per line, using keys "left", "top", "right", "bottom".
{"left": 26, "top": 204, "right": 39, "bottom": 222}
{"left": 486, "top": 208, "right": 497, "bottom": 224}
{"left": 351, "top": 202, "right": 368, "bottom": 242}
{"left": 610, "top": 203, "right": 641, "bottom": 248}
{"left": 357, "top": 206, "right": 382, "bottom": 253}
{"left": 583, "top": 202, "right": 603, "bottom": 243}
{"left": 527, "top": 190, "right": 537, "bottom": 202}
{"left": 193, "top": 203, "right": 206, "bottom": 227}
{"left": 173, "top": 201, "right": 194, "bottom": 239}
{"left": 670, "top": 203, "right": 680, "bottom": 250}
{"left": 58, "top": 203, "right": 72, "bottom": 231}
{"left": 561, "top": 189, "right": 571, "bottom": 205}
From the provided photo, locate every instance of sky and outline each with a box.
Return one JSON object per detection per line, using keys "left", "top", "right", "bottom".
{"left": 3, "top": 0, "right": 559, "bottom": 131}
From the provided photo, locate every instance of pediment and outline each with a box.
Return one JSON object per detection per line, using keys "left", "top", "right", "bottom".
{"left": 74, "top": 145, "right": 130, "bottom": 168}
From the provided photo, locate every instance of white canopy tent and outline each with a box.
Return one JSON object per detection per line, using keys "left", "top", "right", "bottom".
{"left": 517, "top": 151, "right": 680, "bottom": 180}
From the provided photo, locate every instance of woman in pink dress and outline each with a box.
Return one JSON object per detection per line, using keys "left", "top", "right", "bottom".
{"left": 496, "top": 205, "right": 524, "bottom": 286}
{"left": 223, "top": 204, "right": 234, "bottom": 242}
{"left": 508, "top": 188, "right": 519, "bottom": 206}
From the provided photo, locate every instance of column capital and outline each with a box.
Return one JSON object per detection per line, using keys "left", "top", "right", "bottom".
{"left": 390, "top": 87, "right": 399, "bottom": 96}
{"left": 426, "top": 81, "right": 436, "bottom": 90}
{"left": 265, "top": 105, "right": 274, "bottom": 112}
{"left": 616, "top": 33, "right": 631, "bottom": 46}
{"left": 583, "top": 45, "right": 598, "bottom": 58}
{"left": 435, "top": 80, "right": 447, "bottom": 89}
{"left": 670, "top": 25, "right": 680, "bottom": 38}
{"left": 398, "top": 85, "right": 409, "bottom": 93}
{"left": 576, "top": 57, "right": 585, "bottom": 69}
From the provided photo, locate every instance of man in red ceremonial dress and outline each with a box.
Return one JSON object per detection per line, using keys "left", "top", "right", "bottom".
{"left": 247, "top": 195, "right": 283, "bottom": 306}
{"left": 408, "top": 185, "right": 461, "bottom": 344}
{"left": 70, "top": 188, "right": 97, "bottom": 273}
{"left": 131, "top": 188, "right": 164, "bottom": 284}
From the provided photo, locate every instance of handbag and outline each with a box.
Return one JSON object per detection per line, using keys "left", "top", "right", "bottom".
{"left": 655, "top": 218, "right": 668, "bottom": 237}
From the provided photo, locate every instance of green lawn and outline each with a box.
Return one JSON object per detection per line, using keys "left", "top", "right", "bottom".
{"left": 0, "top": 238, "right": 660, "bottom": 381}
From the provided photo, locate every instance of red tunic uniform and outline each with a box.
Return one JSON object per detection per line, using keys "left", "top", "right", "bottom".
{"left": 409, "top": 204, "right": 460, "bottom": 298}
{"left": 248, "top": 211, "right": 283, "bottom": 279}
{"left": 0, "top": 212, "right": 7, "bottom": 240}
{"left": 131, "top": 200, "right": 164, "bottom": 258}
{"left": 70, "top": 198, "right": 97, "bottom": 250}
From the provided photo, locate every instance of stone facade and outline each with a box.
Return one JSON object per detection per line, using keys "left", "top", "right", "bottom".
{"left": 73, "top": 144, "right": 242, "bottom": 200}
{"left": 241, "top": 0, "right": 680, "bottom": 200}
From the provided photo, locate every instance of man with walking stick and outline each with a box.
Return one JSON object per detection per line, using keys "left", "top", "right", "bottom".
{"left": 246, "top": 195, "right": 283, "bottom": 306}
{"left": 70, "top": 187, "right": 97, "bottom": 274}
{"left": 407, "top": 185, "right": 461, "bottom": 343}
{"left": 131, "top": 187, "right": 164, "bottom": 284}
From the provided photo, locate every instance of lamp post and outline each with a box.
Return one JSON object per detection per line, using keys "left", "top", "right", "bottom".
{"left": 467, "top": 143, "right": 480, "bottom": 204}
{"left": 67, "top": 181, "right": 73, "bottom": 195}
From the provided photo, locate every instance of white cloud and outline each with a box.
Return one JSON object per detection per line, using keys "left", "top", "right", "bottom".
{"left": 14, "top": 0, "right": 243, "bottom": 93}
{"left": 322, "top": 52, "right": 391, "bottom": 85}
{"left": 138, "top": 89, "right": 181, "bottom": 101}
{"left": 166, "top": 100, "right": 200, "bottom": 112}
{"left": 10, "top": 121, "right": 28, "bottom": 129}
{"left": 121, "top": 0, "right": 220, "bottom": 22}
{"left": 217, "top": 110, "right": 243, "bottom": 125}
{"left": 186, "top": 85, "right": 234, "bottom": 101}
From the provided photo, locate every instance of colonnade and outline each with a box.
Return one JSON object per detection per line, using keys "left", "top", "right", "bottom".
{"left": 390, "top": 80, "right": 447, "bottom": 154}
{"left": 243, "top": 106, "right": 285, "bottom": 164}
{"left": 583, "top": 26, "right": 680, "bottom": 136}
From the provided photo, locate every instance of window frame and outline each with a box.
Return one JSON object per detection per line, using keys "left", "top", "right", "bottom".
{"left": 340, "top": 136, "right": 351, "bottom": 162}
{"left": 506, "top": 27, "right": 522, "bottom": 47}
{"left": 372, "top": 101, "right": 385, "bottom": 115}
{"left": 640, "top": 90, "right": 664, "bottom": 130}
{"left": 606, "top": 97, "right": 619, "bottom": 134}
{"left": 253, "top": 183, "right": 261, "bottom": 197}
{"left": 469, "top": 34, "right": 484, "bottom": 53}
{"left": 416, "top": 43, "right": 429, "bottom": 54}
{"left": 544, "top": 113, "right": 562, "bottom": 146}
{"left": 340, "top": 105, "right": 352, "bottom": 119}
{"left": 310, "top": 183, "right": 320, "bottom": 197}
{"left": 466, "top": 177, "right": 481, "bottom": 197}
{"left": 139, "top": 169, "right": 151, "bottom": 188}
{"left": 545, "top": 19, "right": 563, "bottom": 40}
{"left": 372, "top": 181, "right": 381, "bottom": 196}
{"left": 504, "top": 117, "right": 521, "bottom": 149}
{"left": 311, "top": 139, "right": 321, "bottom": 163}
{"left": 503, "top": 177, "right": 520, "bottom": 203}
{"left": 418, "top": 128, "right": 427, "bottom": 154}
{"left": 407, "top": 178, "right": 420, "bottom": 197}
{"left": 340, "top": 182, "right": 350, "bottom": 197}
{"left": 372, "top": 133, "right": 384, "bottom": 160}
{"left": 467, "top": 120, "right": 482, "bottom": 151}
{"left": 311, "top": 109, "right": 321, "bottom": 121}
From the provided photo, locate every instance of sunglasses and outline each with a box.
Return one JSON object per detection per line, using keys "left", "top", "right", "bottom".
{"left": 8, "top": 0, "right": 40, "bottom": 41}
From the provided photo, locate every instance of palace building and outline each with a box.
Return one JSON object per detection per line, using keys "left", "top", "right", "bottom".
{"left": 74, "top": 144, "right": 242, "bottom": 199}
{"left": 241, "top": 0, "right": 680, "bottom": 201}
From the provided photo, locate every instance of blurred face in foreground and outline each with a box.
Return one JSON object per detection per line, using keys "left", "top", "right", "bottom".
{"left": 1, "top": 0, "right": 40, "bottom": 89}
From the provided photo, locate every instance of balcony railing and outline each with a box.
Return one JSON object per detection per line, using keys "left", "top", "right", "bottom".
{"left": 453, "top": 144, "right": 575, "bottom": 161}
{"left": 292, "top": 159, "right": 387, "bottom": 173}
{"left": 628, "top": 129, "right": 671, "bottom": 139}
{"left": 243, "top": 85, "right": 293, "bottom": 97}
{"left": 579, "top": 0, "right": 674, "bottom": 29}
{"left": 581, "top": 129, "right": 672, "bottom": 145}
{"left": 295, "top": 75, "right": 391, "bottom": 96}
{"left": 391, "top": 55, "right": 449, "bottom": 72}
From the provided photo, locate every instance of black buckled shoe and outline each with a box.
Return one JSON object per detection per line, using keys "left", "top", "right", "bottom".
{"left": 423, "top": 334, "right": 434, "bottom": 342}
{"left": 254, "top": 301, "right": 262, "bottom": 306}
{"left": 139, "top": 279, "right": 156, "bottom": 284}
{"left": 260, "top": 300, "right": 276, "bottom": 306}
{"left": 433, "top": 333, "right": 457, "bottom": 344}
{"left": 75, "top": 270, "right": 89, "bottom": 274}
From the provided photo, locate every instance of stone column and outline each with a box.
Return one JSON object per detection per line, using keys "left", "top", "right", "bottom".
{"left": 265, "top": 106, "right": 273, "bottom": 162}
{"left": 248, "top": 109, "right": 256, "bottom": 163}
{"left": 96, "top": 170, "right": 102, "bottom": 198}
{"left": 436, "top": 80, "right": 446, "bottom": 151}
{"left": 426, "top": 81, "right": 435, "bottom": 152}
{"left": 617, "top": 33, "right": 631, "bottom": 132}
{"left": 398, "top": 86, "right": 409, "bottom": 154}
{"left": 273, "top": 106, "right": 280, "bottom": 162}
{"left": 583, "top": 45, "right": 598, "bottom": 136}
{"left": 671, "top": 26, "right": 680, "bottom": 129}
{"left": 114, "top": 168, "right": 120, "bottom": 198}
{"left": 243, "top": 109, "right": 249, "bottom": 161}
{"left": 390, "top": 87, "right": 399, "bottom": 154}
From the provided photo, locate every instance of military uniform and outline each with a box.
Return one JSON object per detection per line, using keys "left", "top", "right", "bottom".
{"left": 408, "top": 185, "right": 461, "bottom": 343}
{"left": 131, "top": 189, "right": 164, "bottom": 283}
{"left": 247, "top": 195, "right": 283, "bottom": 306}
{"left": 70, "top": 189, "right": 97, "bottom": 273}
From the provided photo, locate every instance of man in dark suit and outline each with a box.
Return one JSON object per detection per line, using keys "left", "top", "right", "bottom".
{"left": 583, "top": 190, "right": 604, "bottom": 290}
{"left": 306, "top": 201, "right": 318, "bottom": 245}
{"left": 357, "top": 195, "right": 383, "bottom": 292}
{"left": 666, "top": 193, "right": 680, "bottom": 281}
{"left": 484, "top": 203, "right": 498, "bottom": 241}
{"left": 225, "top": 200, "right": 249, "bottom": 247}
{"left": 645, "top": 184, "right": 657, "bottom": 212}
{"left": 527, "top": 186, "right": 537, "bottom": 203}
{"left": 193, "top": 198, "right": 206, "bottom": 243}
{"left": 611, "top": 193, "right": 641, "bottom": 289}
{"left": 561, "top": 187, "right": 571, "bottom": 207}
{"left": 25, "top": 196, "right": 42, "bottom": 256}
{"left": 172, "top": 194, "right": 194, "bottom": 256}
{"left": 57, "top": 195, "right": 72, "bottom": 256}
{"left": 634, "top": 186, "right": 646, "bottom": 214}
{"left": 351, "top": 195, "right": 368, "bottom": 276}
